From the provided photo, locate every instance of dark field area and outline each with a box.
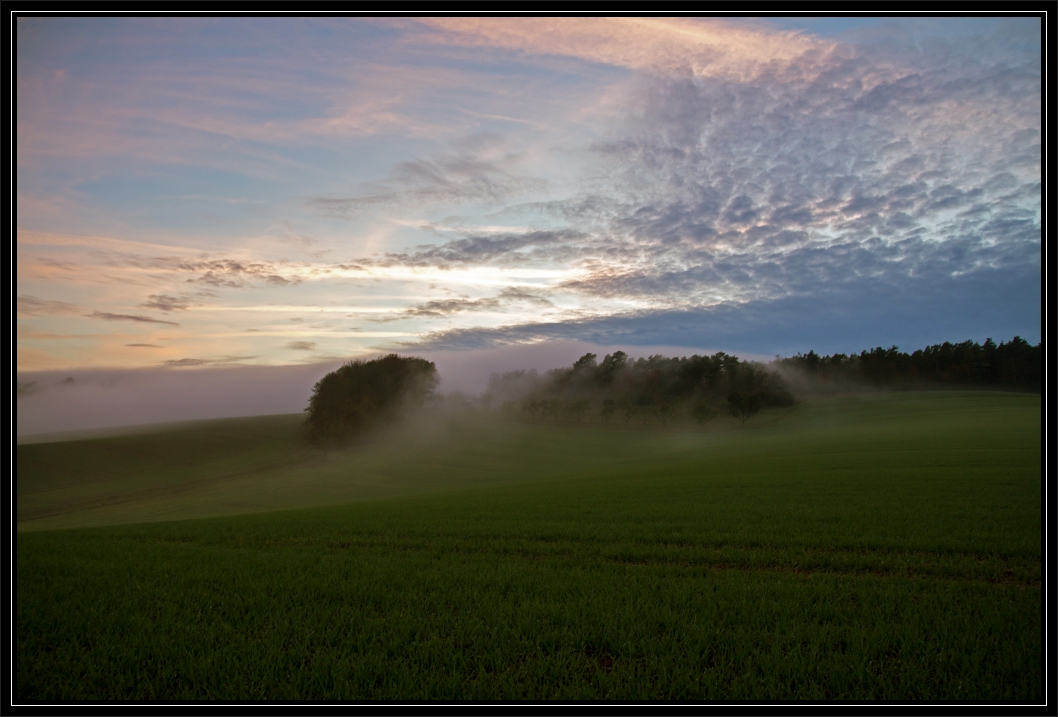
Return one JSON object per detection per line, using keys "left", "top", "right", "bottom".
{"left": 16, "top": 392, "right": 1041, "bottom": 701}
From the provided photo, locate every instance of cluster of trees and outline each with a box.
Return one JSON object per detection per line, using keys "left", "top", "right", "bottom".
{"left": 301, "top": 335, "right": 1041, "bottom": 447}
{"left": 303, "top": 354, "right": 438, "bottom": 447}
{"left": 775, "top": 337, "right": 1042, "bottom": 392}
{"left": 486, "top": 351, "right": 795, "bottom": 427}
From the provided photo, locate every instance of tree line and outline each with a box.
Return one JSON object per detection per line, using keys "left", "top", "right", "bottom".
{"left": 303, "top": 335, "right": 1041, "bottom": 445}
{"left": 774, "top": 336, "right": 1042, "bottom": 392}
{"left": 485, "top": 351, "right": 795, "bottom": 427}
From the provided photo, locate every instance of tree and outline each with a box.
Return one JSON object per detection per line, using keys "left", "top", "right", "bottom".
{"left": 691, "top": 399, "right": 719, "bottom": 427}
{"left": 653, "top": 401, "right": 675, "bottom": 426}
{"left": 726, "top": 391, "right": 762, "bottom": 426}
{"left": 998, "top": 336, "right": 1038, "bottom": 391}
{"left": 303, "top": 354, "right": 438, "bottom": 447}
{"left": 597, "top": 351, "right": 628, "bottom": 386}
{"left": 635, "top": 394, "right": 654, "bottom": 424}
{"left": 599, "top": 398, "right": 617, "bottom": 423}
{"left": 522, "top": 398, "right": 543, "bottom": 419}
{"left": 542, "top": 398, "right": 562, "bottom": 421}
{"left": 565, "top": 398, "right": 591, "bottom": 422}
{"left": 571, "top": 353, "right": 598, "bottom": 372}
{"left": 492, "top": 349, "right": 797, "bottom": 427}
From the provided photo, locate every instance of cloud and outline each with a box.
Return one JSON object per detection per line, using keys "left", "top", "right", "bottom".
{"left": 274, "top": 228, "right": 317, "bottom": 248}
{"left": 390, "top": 297, "right": 501, "bottom": 319}
{"left": 126, "top": 343, "right": 162, "bottom": 348}
{"left": 496, "top": 286, "right": 554, "bottom": 306}
{"left": 371, "top": 285, "right": 556, "bottom": 322}
{"left": 358, "top": 29, "right": 1039, "bottom": 342}
{"left": 88, "top": 311, "right": 180, "bottom": 326}
{"left": 370, "top": 229, "right": 589, "bottom": 269}
{"left": 15, "top": 18, "right": 1041, "bottom": 387}
{"left": 164, "top": 355, "right": 257, "bottom": 367}
{"left": 392, "top": 259, "right": 1039, "bottom": 356}
{"left": 94, "top": 254, "right": 308, "bottom": 289}
{"left": 184, "top": 261, "right": 301, "bottom": 288}
{"left": 306, "top": 133, "right": 548, "bottom": 218}
{"left": 139, "top": 294, "right": 194, "bottom": 312}
{"left": 410, "top": 17, "right": 836, "bottom": 81}
{"left": 285, "top": 341, "right": 317, "bottom": 351}
{"left": 17, "top": 294, "right": 80, "bottom": 316}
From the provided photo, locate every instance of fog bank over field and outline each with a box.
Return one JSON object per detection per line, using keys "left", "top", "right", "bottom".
{"left": 16, "top": 363, "right": 336, "bottom": 440}
{"left": 16, "top": 341, "right": 766, "bottom": 438}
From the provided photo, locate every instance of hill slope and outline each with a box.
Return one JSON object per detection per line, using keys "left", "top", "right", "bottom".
{"left": 16, "top": 392, "right": 1042, "bottom": 699}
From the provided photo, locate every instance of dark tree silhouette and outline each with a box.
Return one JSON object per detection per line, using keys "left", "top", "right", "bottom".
{"left": 303, "top": 354, "right": 438, "bottom": 447}
{"left": 571, "top": 353, "right": 598, "bottom": 372}
{"left": 565, "top": 398, "right": 591, "bottom": 422}
{"left": 597, "top": 351, "right": 628, "bottom": 386}
{"left": 619, "top": 398, "right": 636, "bottom": 424}
{"left": 522, "top": 399, "right": 543, "bottom": 419}
{"left": 653, "top": 402, "right": 675, "bottom": 425}
{"left": 775, "top": 336, "right": 1041, "bottom": 392}
{"left": 486, "top": 349, "right": 796, "bottom": 427}
{"left": 636, "top": 394, "right": 653, "bottom": 424}
{"left": 726, "top": 391, "right": 762, "bottom": 426}
{"left": 691, "top": 399, "right": 719, "bottom": 427}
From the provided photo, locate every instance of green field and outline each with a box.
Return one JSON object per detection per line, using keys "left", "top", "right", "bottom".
{"left": 16, "top": 392, "right": 1041, "bottom": 700}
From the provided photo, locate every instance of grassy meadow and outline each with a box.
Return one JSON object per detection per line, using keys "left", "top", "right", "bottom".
{"left": 16, "top": 392, "right": 1041, "bottom": 701}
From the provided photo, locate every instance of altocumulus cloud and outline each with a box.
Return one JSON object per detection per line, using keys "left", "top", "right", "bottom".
{"left": 367, "top": 22, "right": 1041, "bottom": 353}
{"left": 95, "top": 254, "right": 308, "bottom": 289}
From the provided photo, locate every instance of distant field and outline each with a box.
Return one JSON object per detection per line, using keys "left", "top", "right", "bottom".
{"left": 16, "top": 392, "right": 1041, "bottom": 700}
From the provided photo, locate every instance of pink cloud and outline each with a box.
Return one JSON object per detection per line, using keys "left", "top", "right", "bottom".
{"left": 409, "top": 17, "right": 837, "bottom": 81}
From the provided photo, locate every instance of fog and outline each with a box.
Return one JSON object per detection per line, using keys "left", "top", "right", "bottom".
{"left": 15, "top": 363, "right": 340, "bottom": 441}
{"left": 15, "top": 341, "right": 768, "bottom": 440}
{"left": 766, "top": 364, "right": 869, "bottom": 398}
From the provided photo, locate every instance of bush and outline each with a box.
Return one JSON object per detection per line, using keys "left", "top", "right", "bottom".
{"left": 303, "top": 354, "right": 438, "bottom": 447}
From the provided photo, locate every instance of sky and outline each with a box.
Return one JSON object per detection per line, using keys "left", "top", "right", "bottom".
{"left": 15, "top": 15, "right": 1043, "bottom": 434}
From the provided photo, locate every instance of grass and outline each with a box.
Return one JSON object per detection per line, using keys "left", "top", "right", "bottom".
{"left": 16, "top": 391, "right": 1042, "bottom": 701}
{"left": 18, "top": 408, "right": 693, "bottom": 532}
